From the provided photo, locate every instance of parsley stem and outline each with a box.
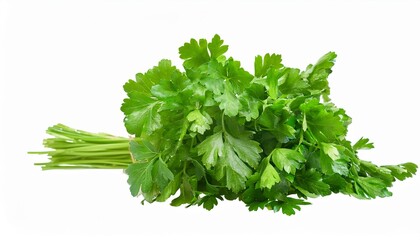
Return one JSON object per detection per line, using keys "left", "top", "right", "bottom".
{"left": 30, "top": 124, "right": 132, "bottom": 170}
{"left": 221, "top": 111, "right": 226, "bottom": 133}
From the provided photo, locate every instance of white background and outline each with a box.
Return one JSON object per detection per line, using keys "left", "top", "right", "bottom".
{"left": 1, "top": 0, "right": 419, "bottom": 239}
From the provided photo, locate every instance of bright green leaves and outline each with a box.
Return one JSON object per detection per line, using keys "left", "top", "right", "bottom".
{"left": 254, "top": 53, "right": 282, "bottom": 77}
{"left": 126, "top": 140, "right": 174, "bottom": 200}
{"left": 152, "top": 159, "right": 175, "bottom": 191}
{"left": 121, "top": 59, "right": 187, "bottom": 136}
{"left": 260, "top": 160, "right": 281, "bottom": 189}
{"left": 218, "top": 145, "right": 253, "bottom": 193}
{"left": 301, "top": 51, "right": 337, "bottom": 101}
{"left": 197, "top": 131, "right": 262, "bottom": 193}
{"left": 122, "top": 99, "right": 161, "bottom": 136}
{"left": 129, "top": 140, "right": 157, "bottom": 161}
{"left": 353, "top": 137, "right": 374, "bottom": 151}
{"left": 271, "top": 148, "right": 305, "bottom": 175}
{"left": 126, "top": 157, "right": 174, "bottom": 198}
{"left": 238, "top": 92, "right": 260, "bottom": 121}
{"left": 119, "top": 35, "right": 417, "bottom": 214}
{"left": 180, "top": 35, "right": 257, "bottom": 120}
{"left": 225, "top": 132, "right": 262, "bottom": 169}
{"left": 355, "top": 177, "right": 392, "bottom": 199}
{"left": 278, "top": 68, "right": 309, "bottom": 94}
{"left": 321, "top": 143, "right": 341, "bottom": 160}
{"left": 354, "top": 162, "right": 417, "bottom": 199}
{"left": 300, "top": 99, "right": 347, "bottom": 142}
{"left": 383, "top": 163, "right": 417, "bottom": 181}
{"left": 217, "top": 134, "right": 260, "bottom": 192}
{"left": 208, "top": 34, "right": 229, "bottom": 59}
{"left": 204, "top": 59, "right": 255, "bottom": 118}
{"left": 197, "top": 132, "right": 224, "bottom": 169}
{"left": 126, "top": 161, "right": 154, "bottom": 197}
{"left": 179, "top": 34, "right": 228, "bottom": 68}
{"left": 361, "top": 161, "right": 418, "bottom": 183}
{"left": 187, "top": 109, "right": 213, "bottom": 134}
{"left": 124, "top": 59, "right": 182, "bottom": 97}
{"left": 179, "top": 38, "right": 210, "bottom": 69}
{"left": 319, "top": 143, "right": 349, "bottom": 176}
{"left": 215, "top": 81, "right": 241, "bottom": 117}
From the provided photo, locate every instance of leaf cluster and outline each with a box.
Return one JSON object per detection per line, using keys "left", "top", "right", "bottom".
{"left": 122, "top": 35, "right": 417, "bottom": 215}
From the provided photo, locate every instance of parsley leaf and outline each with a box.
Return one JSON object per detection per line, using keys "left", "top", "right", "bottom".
{"left": 260, "top": 159, "right": 281, "bottom": 189}
{"left": 270, "top": 148, "right": 305, "bottom": 175}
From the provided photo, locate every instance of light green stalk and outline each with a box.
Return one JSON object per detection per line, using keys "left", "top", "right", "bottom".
{"left": 29, "top": 124, "right": 132, "bottom": 170}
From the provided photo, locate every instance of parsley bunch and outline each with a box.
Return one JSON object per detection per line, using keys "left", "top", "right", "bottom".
{"left": 33, "top": 35, "right": 417, "bottom": 215}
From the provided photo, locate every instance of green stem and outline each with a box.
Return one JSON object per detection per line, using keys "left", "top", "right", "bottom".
{"left": 221, "top": 111, "right": 226, "bottom": 133}
{"left": 29, "top": 124, "right": 132, "bottom": 170}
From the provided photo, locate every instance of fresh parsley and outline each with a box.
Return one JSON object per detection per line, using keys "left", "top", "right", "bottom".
{"left": 31, "top": 35, "right": 417, "bottom": 215}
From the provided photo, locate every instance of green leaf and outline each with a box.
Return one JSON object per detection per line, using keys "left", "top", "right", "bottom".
{"left": 353, "top": 137, "right": 374, "bottom": 151}
{"left": 198, "top": 195, "right": 220, "bottom": 211}
{"left": 271, "top": 148, "right": 306, "bottom": 174}
{"left": 152, "top": 158, "right": 174, "bottom": 191}
{"left": 295, "top": 169, "right": 331, "bottom": 196}
{"left": 258, "top": 106, "right": 280, "bottom": 129}
{"left": 268, "top": 198, "right": 311, "bottom": 215}
{"left": 225, "top": 58, "right": 254, "bottom": 92}
{"left": 301, "top": 52, "right": 337, "bottom": 100}
{"left": 110, "top": 35, "right": 420, "bottom": 213}
{"left": 199, "top": 130, "right": 260, "bottom": 193}
{"left": 197, "top": 131, "right": 224, "bottom": 169}
{"left": 156, "top": 173, "right": 181, "bottom": 202}
{"left": 123, "top": 60, "right": 177, "bottom": 96}
{"left": 383, "top": 162, "right": 418, "bottom": 181}
{"left": 125, "top": 161, "right": 155, "bottom": 197}
{"left": 129, "top": 140, "right": 157, "bottom": 162}
{"left": 254, "top": 53, "right": 283, "bottom": 77}
{"left": 331, "top": 159, "right": 349, "bottom": 176}
{"left": 179, "top": 37, "right": 210, "bottom": 68}
{"left": 208, "top": 34, "right": 228, "bottom": 59}
{"left": 238, "top": 92, "right": 260, "bottom": 121}
{"left": 215, "top": 81, "right": 241, "bottom": 117}
{"left": 355, "top": 177, "right": 392, "bottom": 199}
{"left": 123, "top": 98, "right": 161, "bottom": 136}
{"left": 203, "top": 196, "right": 219, "bottom": 210}
{"left": 248, "top": 201, "right": 269, "bottom": 211}
{"left": 217, "top": 144, "right": 253, "bottom": 193}
{"left": 224, "top": 133, "right": 262, "bottom": 169}
{"left": 266, "top": 68, "right": 281, "bottom": 99}
{"left": 171, "top": 176, "right": 195, "bottom": 206}
{"left": 323, "top": 174, "right": 353, "bottom": 194}
{"left": 199, "top": 60, "right": 225, "bottom": 95}
{"left": 319, "top": 151, "right": 334, "bottom": 174}
{"left": 121, "top": 61, "right": 185, "bottom": 136}
{"left": 300, "top": 99, "right": 346, "bottom": 142}
{"left": 278, "top": 68, "right": 309, "bottom": 95}
{"left": 360, "top": 160, "right": 394, "bottom": 184}
{"left": 321, "top": 143, "right": 341, "bottom": 160}
{"left": 260, "top": 162, "right": 281, "bottom": 189}
{"left": 187, "top": 109, "right": 213, "bottom": 134}
{"left": 191, "top": 159, "right": 206, "bottom": 180}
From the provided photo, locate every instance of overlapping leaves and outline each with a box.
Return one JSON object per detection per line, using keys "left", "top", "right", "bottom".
{"left": 121, "top": 34, "right": 417, "bottom": 215}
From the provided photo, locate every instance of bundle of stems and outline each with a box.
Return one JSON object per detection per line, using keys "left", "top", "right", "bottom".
{"left": 30, "top": 124, "right": 132, "bottom": 170}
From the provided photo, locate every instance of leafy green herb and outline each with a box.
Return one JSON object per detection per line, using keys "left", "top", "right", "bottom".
{"left": 31, "top": 35, "right": 418, "bottom": 215}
